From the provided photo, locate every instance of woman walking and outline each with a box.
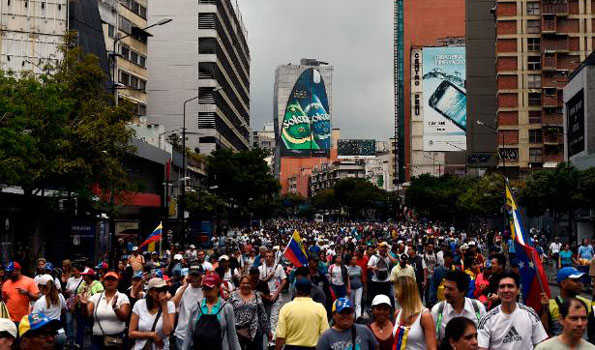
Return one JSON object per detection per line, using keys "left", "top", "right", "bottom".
{"left": 346, "top": 254, "right": 364, "bottom": 318}
{"left": 229, "top": 275, "right": 269, "bottom": 350}
{"left": 393, "top": 276, "right": 437, "bottom": 350}
{"left": 129, "top": 277, "right": 175, "bottom": 350}
{"left": 84, "top": 271, "right": 131, "bottom": 350}
{"left": 328, "top": 254, "right": 350, "bottom": 300}
{"left": 32, "top": 274, "right": 67, "bottom": 347}
{"left": 368, "top": 295, "right": 394, "bottom": 350}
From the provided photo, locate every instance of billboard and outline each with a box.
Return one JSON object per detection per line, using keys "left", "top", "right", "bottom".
{"left": 566, "top": 89, "right": 585, "bottom": 158}
{"left": 338, "top": 139, "right": 376, "bottom": 158}
{"left": 422, "top": 47, "right": 467, "bottom": 151}
{"left": 280, "top": 68, "right": 331, "bottom": 156}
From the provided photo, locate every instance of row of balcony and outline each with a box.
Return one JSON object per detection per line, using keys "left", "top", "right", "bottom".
{"left": 542, "top": 2, "right": 569, "bottom": 16}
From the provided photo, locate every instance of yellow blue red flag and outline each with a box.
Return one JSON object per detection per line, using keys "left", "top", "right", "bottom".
{"left": 283, "top": 230, "right": 308, "bottom": 267}
{"left": 139, "top": 222, "right": 162, "bottom": 252}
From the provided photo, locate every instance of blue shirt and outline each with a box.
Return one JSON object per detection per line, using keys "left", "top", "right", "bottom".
{"left": 578, "top": 245, "right": 594, "bottom": 260}
{"left": 197, "top": 298, "right": 223, "bottom": 320}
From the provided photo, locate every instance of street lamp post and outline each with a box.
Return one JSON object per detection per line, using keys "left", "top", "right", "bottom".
{"left": 181, "top": 96, "right": 200, "bottom": 241}
{"left": 111, "top": 18, "right": 172, "bottom": 106}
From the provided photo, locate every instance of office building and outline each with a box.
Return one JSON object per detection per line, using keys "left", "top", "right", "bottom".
{"left": 394, "top": 0, "right": 466, "bottom": 182}
{"left": 147, "top": 0, "right": 250, "bottom": 154}
{"left": 495, "top": 0, "right": 594, "bottom": 175}
{"left": 98, "top": 0, "right": 149, "bottom": 116}
{"left": 0, "top": 0, "right": 68, "bottom": 73}
{"left": 274, "top": 59, "right": 335, "bottom": 194}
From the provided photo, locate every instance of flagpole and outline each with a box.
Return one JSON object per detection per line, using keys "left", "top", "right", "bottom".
{"left": 159, "top": 221, "right": 163, "bottom": 257}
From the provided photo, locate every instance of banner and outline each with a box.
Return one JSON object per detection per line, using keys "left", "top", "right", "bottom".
{"left": 422, "top": 47, "right": 467, "bottom": 152}
{"left": 280, "top": 68, "right": 331, "bottom": 156}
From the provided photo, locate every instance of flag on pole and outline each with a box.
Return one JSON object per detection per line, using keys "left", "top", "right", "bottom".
{"left": 139, "top": 222, "right": 163, "bottom": 253}
{"left": 505, "top": 181, "right": 550, "bottom": 312}
{"left": 283, "top": 230, "right": 309, "bottom": 267}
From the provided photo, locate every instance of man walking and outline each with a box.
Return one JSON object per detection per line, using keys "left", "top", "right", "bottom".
{"left": 2, "top": 262, "right": 39, "bottom": 324}
{"left": 536, "top": 297, "right": 595, "bottom": 350}
{"left": 275, "top": 278, "right": 328, "bottom": 350}
{"left": 316, "top": 298, "right": 378, "bottom": 350}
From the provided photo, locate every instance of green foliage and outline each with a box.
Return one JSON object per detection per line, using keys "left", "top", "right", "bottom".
{"left": 333, "top": 178, "right": 386, "bottom": 218}
{"left": 0, "top": 33, "right": 135, "bottom": 208}
{"left": 457, "top": 173, "right": 505, "bottom": 217}
{"left": 311, "top": 189, "right": 336, "bottom": 211}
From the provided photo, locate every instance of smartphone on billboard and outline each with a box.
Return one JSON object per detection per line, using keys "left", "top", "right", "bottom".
{"left": 429, "top": 80, "right": 467, "bottom": 131}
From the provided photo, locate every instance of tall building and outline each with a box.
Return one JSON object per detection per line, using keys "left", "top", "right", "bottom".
{"left": 0, "top": 0, "right": 68, "bottom": 73}
{"left": 274, "top": 59, "right": 335, "bottom": 194}
{"left": 147, "top": 0, "right": 250, "bottom": 154}
{"left": 495, "top": 0, "right": 593, "bottom": 175}
{"left": 394, "top": 0, "right": 466, "bottom": 181}
{"left": 98, "top": 0, "right": 149, "bottom": 117}
{"left": 466, "top": 0, "right": 498, "bottom": 175}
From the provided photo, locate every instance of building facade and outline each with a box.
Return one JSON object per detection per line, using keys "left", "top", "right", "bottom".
{"left": 98, "top": 0, "right": 149, "bottom": 116}
{"left": 395, "top": 0, "right": 466, "bottom": 182}
{"left": 309, "top": 160, "right": 367, "bottom": 197}
{"left": 495, "top": 0, "right": 594, "bottom": 175}
{"left": 0, "top": 0, "right": 68, "bottom": 74}
{"left": 147, "top": 0, "right": 250, "bottom": 154}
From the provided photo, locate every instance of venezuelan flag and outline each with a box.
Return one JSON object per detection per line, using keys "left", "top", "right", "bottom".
{"left": 139, "top": 222, "right": 162, "bottom": 252}
{"left": 283, "top": 230, "right": 308, "bottom": 267}
{"left": 506, "top": 181, "right": 550, "bottom": 312}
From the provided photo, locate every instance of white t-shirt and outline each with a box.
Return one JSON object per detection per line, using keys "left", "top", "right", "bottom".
{"left": 173, "top": 286, "right": 203, "bottom": 340}
{"left": 367, "top": 255, "right": 391, "bottom": 282}
{"left": 328, "top": 264, "right": 346, "bottom": 286}
{"left": 32, "top": 294, "right": 66, "bottom": 320}
{"left": 132, "top": 299, "right": 176, "bottom": 350}
{"left": 258, "top": 262, "right": 287, "bottom": 294}
{"left": 89, "top": 292, "right": 130, "bottom": 336}
{"left": 431, "top": 298, "right": 487, "bottom": 341}
{"left": 549, "top": 242, "right": 561, "bottom": 254}
{"left": 478, "top": 303, "right": 548, "bottom": 350}
{"left": 201, "top": 261, "right": 214, "bottom": 272}
{"left": 65, "top": 276, "right": 83, "bottom": 295}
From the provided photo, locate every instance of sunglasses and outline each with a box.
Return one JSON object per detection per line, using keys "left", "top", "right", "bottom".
{"left": 202, "top": 285, "right": 215, "bottom": 291}
{"left": 155, "top": 287, "right": 168, "bottom": 293}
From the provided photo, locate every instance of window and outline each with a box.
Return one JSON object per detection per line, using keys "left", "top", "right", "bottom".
{"left": 138, "top": 103, "right": 147, "bottom": 116}
{"left": 41, "top": 2, "right": 45, "bottom": 9}
{"left": 527, "top": 20, "right": 540, "bottom": 34}
{"left": 544, "top": 87, "right": 556, "bottom": 96}
{"left": 529, "top": 92, "right": 542, "bottom": 106}
{"left": 139, "top": 55, "right": 146, "bottom": 67}
{"left": 528, "top": 38, "right": 540, "bottom": 51}
{"left": 24, "top": 1, "right": 27, "bottom": 8}
{"left": 529, "top": 111, "right": 542, "bottom": 124}
{"left": 107, "top": 24, "right": 115, "bottom": 38}
{"left": 528, "top": 56, "right": 541, "bottom": 70}
{"left": 7, "top": 0, "right": 10, "bottom": 6}
{"left": 527, "top": 2, "right": 540, "bottom": 15}
{"left": 131, "top": 1, "right": 139, "bottom": 14}
{"left": 139, "top": 5, "right": 147, "bottom": 18}
{"left": 58, "top": 3, "right": 61, "bottom": 11}
{"left": 130, "top": 51, "right": 138, "bottom": 64}
{"left": 121, "top": 45, "right": 129, "bottom": 60}
{"left": 130, "top": 76, "right": 138, "bottom": 89}
{"left": 529, "top": 148, "right": 543, "bottom": 162}
{"left": 138, "top": 79, "right": 146, "bottom": 92}
{"left": 529, "top": 129, "right": 543, "bottom": 143}
{"left": 527, "top": 75, "right": 541, "bottom": 88}
{"left": 119, "top": 71, "right": 130, "bottom": 86}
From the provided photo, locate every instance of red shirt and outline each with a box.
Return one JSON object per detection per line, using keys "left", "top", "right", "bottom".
{"left": 356, "top": 256, "right": 369, "bottom": 283}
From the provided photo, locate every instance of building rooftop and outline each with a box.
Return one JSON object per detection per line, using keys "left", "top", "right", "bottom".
{"left": 569, "top": 51, "right": 595, "bottom": 81}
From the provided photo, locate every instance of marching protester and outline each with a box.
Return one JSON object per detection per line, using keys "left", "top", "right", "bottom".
{"left": 536, "top": 298, "right": 595, "bottom": 350}
{"left": 439, "top": 317, "right": 479, "bottom": 350}
{"left": 368, "top": 295, "right": 394, "bottom": 350}
{"left": 393, "top": 276, "right": 437, "bottom": 350}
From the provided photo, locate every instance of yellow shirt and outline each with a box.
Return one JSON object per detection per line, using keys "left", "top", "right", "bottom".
{"left": 275, "top": 297, "right": 329, "bottom": 347}
{"left": 390, "top": 264, "right": 416, "bottom": 282}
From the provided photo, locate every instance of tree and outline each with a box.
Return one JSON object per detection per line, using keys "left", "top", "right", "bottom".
{"left": 458, "top": 173, "right": 505, "bottom": 217}
{"left": 311, "top": 189, "right": 336, "bottom": 211}
{"left": 0, "top": 34, "right": 135, "bottom": 227}
{"left": 205, "top": 148, "right": 280, "bottom": 221}
{"left": 333, "top": 178, "right": 386, "bottom": 218}
{"left": 405, "top": 174, "right": 472, "bottom": 222}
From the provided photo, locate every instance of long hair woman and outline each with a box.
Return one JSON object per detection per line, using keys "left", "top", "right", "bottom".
{"left": 438, "top": 317, "right": 478, "bottom": 350}
{"left": 33, "top": 274, "right": 67, "bottom": 346}
{"left": 393, "top": 276, "right": 437, "bottom": 350}
{"left": 229, "top": 275, "right": 269, "bottom": 350}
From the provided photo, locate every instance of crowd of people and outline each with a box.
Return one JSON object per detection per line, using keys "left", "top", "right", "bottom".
{"left": 0, "top": 220, "right": 593, "bottom": 350}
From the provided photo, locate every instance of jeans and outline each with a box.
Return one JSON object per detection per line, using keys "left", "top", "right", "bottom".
{"left": 65, "top": 311, "right": 75, "bottom": 343}
{"left": 174, "top": 337, "right": 185, "bottom": 350}
{"left": 350, "top": 287, "right": 363, "bottom": 319}
{"left": 330, "top": 284, "right": 347, "bottom": 299}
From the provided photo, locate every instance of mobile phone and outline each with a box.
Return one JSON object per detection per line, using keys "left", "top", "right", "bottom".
{"left": 429, "top": 80, "right": 467, "bottom": 131}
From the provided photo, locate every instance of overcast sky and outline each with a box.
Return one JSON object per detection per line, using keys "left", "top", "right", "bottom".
{"left": 236, "top": 0, "right": 394, "bottom": 140}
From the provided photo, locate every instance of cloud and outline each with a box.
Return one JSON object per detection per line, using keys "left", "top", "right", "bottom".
{"left": 235, "top": 0, "right": 394, "bottom": 140}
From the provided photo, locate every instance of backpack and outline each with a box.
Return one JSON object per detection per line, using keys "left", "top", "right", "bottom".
{"left": 192, "top": 302, "right": 226, "bottom": 350}
{"left": 435, "top": 300, "right": 481, "bottom": 339}
{"left": 374, "top": 255, "right": 389, "bottom": 281}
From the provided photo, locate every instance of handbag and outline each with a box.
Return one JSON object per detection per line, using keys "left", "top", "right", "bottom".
{"left": 142, "top": 307, "right": 162, "bottom": 350}
{"left": 94, "top": 293, "right": 125, "bottom": 348}
{"left": 66, "top": 279, "right": 83, "bottom": 312}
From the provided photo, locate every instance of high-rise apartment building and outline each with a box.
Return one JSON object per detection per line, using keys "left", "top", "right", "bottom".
{"left": 98, "top": 0, "right": 149, "bottom": 117}
{"left": 495, "top": 0, "right": 594, "bottom": 175}
{"left": 147, "top": 0, "right": 250, "bottom": 154}
{"left": 0, "top": 0, "right": 68, "bottom": 73}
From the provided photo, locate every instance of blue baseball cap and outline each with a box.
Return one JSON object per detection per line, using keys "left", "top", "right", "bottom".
{"left": 43, "top": 262, "right": 54, "bottom": 271}
{"left": 5, "top": 261, "right": 20, "bottom": 272}
{"left": 332, "top": 297, "right": 354, "bottom": 313}
{"left": 557, "top": 267, "right": 585, "bottom": 284}
{"left": 132, "top": 271, "right": 144, "bottom": 279}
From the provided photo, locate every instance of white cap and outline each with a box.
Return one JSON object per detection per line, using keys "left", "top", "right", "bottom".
{"left": 189, "top": 244, "right": 196, "bottom": 249}
{"left": 371, "top": 294, "right": 392, "bottom": 307}
{"left": 173, "top": 254, "right": 183, "bottom": 261}
{"left": 0, "top": 318, "right": 17, "bottom": 338}
{"left": 132, "top": 246, "right": 138, "bottom": 252}
{"left": 37, "top": 274, "right": 54, "bottom": 286}
{"left": 218, "top": 255, "right": 229, "bottom": 261}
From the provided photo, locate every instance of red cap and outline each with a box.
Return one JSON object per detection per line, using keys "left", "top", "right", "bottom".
{"left": 81, "top": 267, "right": 96, "bottom": 276}
{"left": 202, "top": 273, "right": 221, "bottom": 288}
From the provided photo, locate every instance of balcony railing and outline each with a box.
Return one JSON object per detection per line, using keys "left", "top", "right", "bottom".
{"left": 544, "top": 153, "right": 563, "bottom": 162}
{"left": 543, "top": 38, "right": 569, "bottom": 52}
{"left": 542, "top": 113, "right": 563, "bottom": 125}
{"left": 542, "top": 75, "right": 566, "bottom": 88}
{"left": 542, "top": 2, "right": 569, "bottom": 16}
{"left": 544, "top": 133, "right": 564, "bottom": 144}
{"left": 542, "top": 18, "right": 556, "bottom": 32}
{"left": 543, "top": 54, "right": 557, "bottom": 70}
{"left": 543, "top": 94, "right": 560, "bottom": 107}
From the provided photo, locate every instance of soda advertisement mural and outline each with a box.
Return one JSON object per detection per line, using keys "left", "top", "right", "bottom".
{"left": 422, "top": 47, "right": 467, "bottom": 152}
{"left": 281, "top": 68, "right": 331, "bottom": 156}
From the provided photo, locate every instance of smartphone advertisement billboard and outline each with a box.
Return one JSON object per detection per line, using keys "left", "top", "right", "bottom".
{"left": 422, "top": 47, "right": 467, "bottom": 152}
{"left": 280, "top": 68, "right": 331, "bottom": 156}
